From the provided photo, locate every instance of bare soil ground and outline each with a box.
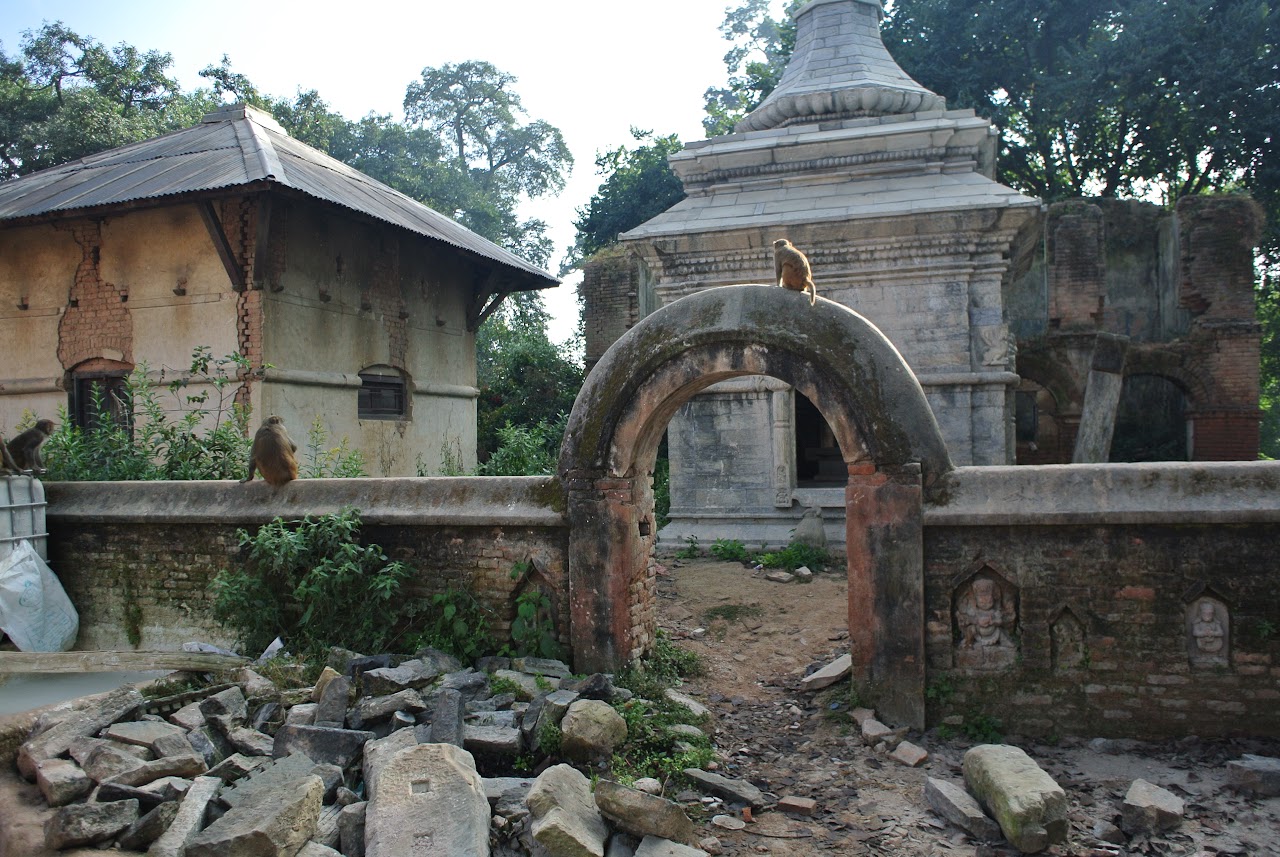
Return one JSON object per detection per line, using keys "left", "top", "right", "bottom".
{"left": 658, "top": 555, "right": 1280, "bottom": 856}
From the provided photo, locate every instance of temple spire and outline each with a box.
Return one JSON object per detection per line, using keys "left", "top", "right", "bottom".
{"left": 736, "top": 0, "right": 945, "bottom": 133}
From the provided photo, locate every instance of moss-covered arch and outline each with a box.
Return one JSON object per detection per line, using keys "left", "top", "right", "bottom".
{"left": 558, "top": 285, "right": 951, "bottom": 726}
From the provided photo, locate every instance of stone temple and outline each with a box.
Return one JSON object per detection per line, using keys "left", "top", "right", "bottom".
{"left": 581, "top": 0, "right": 1263, "bottom": 548}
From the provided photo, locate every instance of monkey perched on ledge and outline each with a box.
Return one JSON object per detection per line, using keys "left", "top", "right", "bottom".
{"left": 241, "top": 416, "right": 298, "bottom": 486}
{"left": 5, "top": 419, "right": 54, "bottom": 474}
{"left": 774, "top": 238, "right": 817, "bottom": 306}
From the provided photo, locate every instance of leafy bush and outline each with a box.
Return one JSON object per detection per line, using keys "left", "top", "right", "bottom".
{"left": 477, "top": 415, "right": 565, "bottom": 476}
{"left": 211, "top": 508, "right": 421, "bottom": 657}
{"left": 417, "top": 586, "right": 497, "bottom": 662}
{"left": 675, "top": 536, "right": 700, "bottom": 559}
{"left": 300, "top": 416, "right": 367, "bottom": 478}
{"left": 757, "top": 541, "right": 831, "bottom": 572}
{"left": 709, "top": 538, "right": 751, "bottom": 563}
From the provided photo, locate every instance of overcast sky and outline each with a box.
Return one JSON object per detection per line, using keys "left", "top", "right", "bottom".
{"left": 2, "top": 0, "right": 791, "bottom": 344}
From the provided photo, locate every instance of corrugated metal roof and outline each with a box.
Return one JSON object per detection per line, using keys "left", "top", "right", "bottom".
{"left": 0, "top": 104, "right": 557, "bottom": 287}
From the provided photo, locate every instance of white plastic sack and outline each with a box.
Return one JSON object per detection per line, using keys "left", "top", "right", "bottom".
{"left": 0, "top": 539, "right": 78, "bottom": 652}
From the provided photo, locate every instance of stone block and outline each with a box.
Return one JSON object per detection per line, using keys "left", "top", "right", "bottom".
{"left": 365, "top": 743, "right": 490, "bottom": 857}
{"left": 425, "top": 687, "right": 464, "bottom": 746}
{"left": 34, "top": 758, "right": 94, "bottom": 806}
{"left": 634, "top": 835, "right": 710, "bottom": 856}
{"left": 315, "top": 675, "right": 352, "bottom": 726}
{"left": 362, "top": 727, "right": 419, "bottom": 802}
{"left": 338, "top": 801, "right": 367, "bottom": 857}
{"left": 528, "top": 763, "right": 608, "bottom": 857}
{"left": 1121, "top": 779, "right": 1184, "bottom": 834}
{"left": 681, "top": 768, "right": 766, "bottom": 810}
{"left": 361, "top": 658, "right": 444, "bottom": 696}
{"left": 924, "top": 776, "right": 1000, "bottom": 840}
{"left": 147, "top": 775, "right": 222, "bottom": 857}
{"left": 187, "top": 773, "right": 324, "bottom": 857}
{"left": 1227, "top": 754, "right": 1280, "bottom": 796}
{"left": 272, "top": 724, "right": 374, "bottom": 768}
{"left": 199, "top": 685, "right": 249, "bottom": 722}
{"left": 560, "top": 699, "right": 628, "bottom": 762}
{"left": 963, "top": 744, "right": 1067, "bottom": 853}
{"left": 464, "top": 723, "right": 523, "bottom": 756}
{"left": 43, "top": 798, "right": 139, "bottom": 850}
{"left": 511, "top": 656, "right": 572, "bottom": 679}
{"left": 348, "top": 688, "right": 426, "bottom": 729}
{"left": 117, "top": 800, "right": 179, "bottom": 851}
{"left": 103, "top": 719, "right": 190, "bottom": 753}
{"left": 663, "top": 689, "right": 710, "bottom": 720}
{"left": 18, "top": 687, "right": 143, "bottom": 780}
{"left": 890, "top": 740, "right": 928, "bottom": 767}
{"left": 102, "top": 753, "right": 207, "bottom": 788}
{"left": 595, "top": 779, "right": 696, "bottom": 844}
{"left": 800, "top": 653, "right": 852, "bottom": 690}
{"left": 221, "top": 752, "right": 318, "bottom": 808}
{"left": 777, "top": 795, "right": 818, "bottom": 816}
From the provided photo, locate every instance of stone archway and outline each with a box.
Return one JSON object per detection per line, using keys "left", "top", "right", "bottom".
{"left": 558, "top": 284, "right": 953, "bottom": 726}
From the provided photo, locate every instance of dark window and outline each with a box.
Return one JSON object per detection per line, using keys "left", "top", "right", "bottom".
{"left": 1015, "top": 391, "right": 1038, "bottom": 443}
{"left": 358, "top": 369, "right": 407, "bottom": 419}
{"left": 72, "top": 375, "right": 131, "bottom": 432}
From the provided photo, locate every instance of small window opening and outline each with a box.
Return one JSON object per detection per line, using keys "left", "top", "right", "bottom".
{"left": 358, "top": 367, "right": 408, "bottom": 420}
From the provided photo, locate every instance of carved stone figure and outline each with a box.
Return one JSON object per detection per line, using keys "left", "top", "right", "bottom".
{"left": 1050, "top": 609, "right": 1086, "bottom": 672}
{"left": 1187, "top": 597, "right": 1229, "bottom": 667}
{"left": 955, "top": 574, "right": 1018, "bottom": 670}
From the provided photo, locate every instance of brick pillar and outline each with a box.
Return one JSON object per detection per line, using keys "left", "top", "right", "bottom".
{"left": 564, "top": 470, "right": 652, "bottom": 673}
{"left": 846, "top": 462, "right": 924, "bottom": 728}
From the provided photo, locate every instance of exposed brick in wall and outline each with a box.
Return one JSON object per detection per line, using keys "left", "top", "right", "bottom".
{"left": 1047, "top": 202, "right": 1106, "bottom": 330}
{"left": 580, "top": 248, "right": 640, "bottom": 374}
{"left": 1178, "top": 195, "right": 1266, "bottom": 322}
{"left": 924, "top": 523, "right": 1280, "bottom": 738}
{"left": 47, "top": 516, "right": 569, "bottom": 654}
{"left": 363, "top": 234, "right": 409, "bottom": 369}
{"left": 56, "top": 220, "right": 133, "bottom": 370}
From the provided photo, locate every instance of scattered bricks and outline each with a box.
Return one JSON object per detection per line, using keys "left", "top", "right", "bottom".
{"left": 1121, "top": 779, "right": 1184, "bottom": 834}
{"left": 924, "top": 777, "right": 1001, "bottom": 841}
{"left": 890, "top": 741, "right": 929, "bottom": 767}
{"left": 861, "top": 718, "right": 893, "bottom": 745}
{"left": 777, "top": 795, "right": 818, "bottom": 816}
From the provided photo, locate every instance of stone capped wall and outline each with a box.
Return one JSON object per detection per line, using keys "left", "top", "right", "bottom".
{"left": 43, "top": 478, "right": 569, "bottom": 653}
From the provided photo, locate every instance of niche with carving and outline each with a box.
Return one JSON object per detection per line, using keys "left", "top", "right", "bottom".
{"left": 1185, "top": 593, "right": 1230, "bottom": 669}
{"left": 1049, "top": 605, "right": 1087, "bottom": 672}
{"left": 952, "top": 565, "right": 1019, "bottom": 671}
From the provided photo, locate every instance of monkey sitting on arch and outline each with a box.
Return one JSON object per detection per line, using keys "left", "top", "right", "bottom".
{"left": 241, "top": 415, "right": 298, "bottom": 487}
{"left": 5, "top": 419, "right": 55, "bottom": 474}
{"left": 774, "top": 238, "right": 817, "bottom": 306}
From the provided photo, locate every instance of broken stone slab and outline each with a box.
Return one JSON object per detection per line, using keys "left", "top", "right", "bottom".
{"left": 777, "top": 795, "right": 818, "bottom": 816}
{"left": 68, "top": 734, "right": 150, "bottom": 766}
{"left": 34, "top": 757, "right": 94, "bottom": 806}
{"left": 1227, "top": 754, "right": 1280, "bottom": 796}
{"left": 221, "top": 752, "right": 318, "bottom": 808}
{"left": 561, "top": 673, "right": 620, "bottom": 701}
{"left": 849, "top": 707, "right": 877, "bottom": 726}
{"left": 147, "top": 775, "right": 223, "bottom": 857}
{"left": 348, "top": 688, "right": 426, "bottom": 729}
{"left": 765, "top": 570, "right": 794, "bottom": 583}
{"left": 634, "top": 835, "right": 710, "bottom": 856}
{"left": 1121, "top": 778, "right": 1184, "bottom": 834}
{"left": 273, "top": 723, "right": 375, "bottom": 768}
{"left": 169, "top": 700, "right": 206, "bottom": 731}
{"left": 464, "top": 723, "right": 524, "bottom": 756}
{"left": 187, "top": 773, "right": 324, "bottom": 857}
{"left": 535, "top": 689, "right": 580, "bottom": 734}
{"left": 287, "top": 702, "right": 318, "bottom": 726}
{"left": 312, "top": 803, "right": 342, "bottom": 848}
{"left": 595, "top": 779, "right": 696, "bottom": 844}
{"left": 924, "top": 776, "right": 1001, "bottom": 841}
{"left": 103, "top": 719, "right": 190, "bottom": 753}
{"left": 365, "top": 743, "right": 490, "bottom": 857}
{"left": 18, "top": 686, "right": 144, "bottom": 780}
{"left": 361, "top": 657, "right": 445, "bottom": 696}
{"left": 101, "top": 753, "right": 208, "bottom": 788}
{"left": 423, "top": 686, "right": 464, "bottom": 747}
{"left": 185, "top": 726, "right": 229, "bottom": 767}
{"left": 682, "top": 768, "right": 766, "bottom": 810}
{"left": 117, "top": 800, "right": 179, "bottom": 851}
{"left": 440, "top": 668, "right": 490, "bottom": 701}
{"left": 528, "top": 763, "right": 609, "bottom": 857}
{"left": 608, "top": 832, "right": 641, "bottom": 856}
{"left": 237, "top": 667, "right": 280, "bottom": 701}
{"left": 298, "top": 842, "right": 344, "bottom": 857}
{"left": 312, "top": 666, "right": 343, "bottom": 701}
{"left": 493, "top": 668, "right": 553, "bottom": 700}
{"left": 207, "top": 752, "right": 269, "bottom": 783}
{"left": 223, "top": 723, "right": 275, "bottom": 756}
{"left": 794, "top": 566, "right": 813, "bottom": 581}
{"left": 43, "top": 797, "right": 139, "bottom": 849}
{"left": 338, "top": 801, "right": 367, "bottom": 857}
{"left": 861, "top": 718, "right": 894, "bottom": 745}
{"left": 511, "top": 656, "right": 572, "bottom": 679}
{"left": 411, "top": 646, "right": 464, "bottom": 675}
{"left": 198, "top": 685, "right": 249, "bottom": 722}
{"left": 890, "top": 740, "right": 928, "bottom": 767}
{"left": 362, "top": 727, "right": 419, "bottom": 802}
{"left": 154, "top": 730, "right": 200, "bottom": 758}
{"left": 315, "top": 674, "right": 352, "bottom": 726}
{"left": 96, "top": 780, "right": 178, "bottom": 810}
{"left": 800, "top": 653, "right": 852, "bottom": 690}
{"left": 664, "top": 689, "right": 710, "bottom": 721}
{"left": 963, "top": 744, "right": 1067, "bottom": 854}
{"left": 560, "top": 699, "right": 629, "bottom": 762}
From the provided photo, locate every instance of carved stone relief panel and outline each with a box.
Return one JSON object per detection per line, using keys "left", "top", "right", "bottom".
{"left": 953, "top": 567, "right": 1019, "bottom": 670}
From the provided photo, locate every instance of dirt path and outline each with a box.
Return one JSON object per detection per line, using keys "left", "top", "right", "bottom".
{"left": 657, "top": 556, "right": 1280, "bottom": 856}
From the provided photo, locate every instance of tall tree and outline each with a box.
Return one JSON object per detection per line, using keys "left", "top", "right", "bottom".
{"left": 1, "top": 22, "right": 214, "bottom": 179}
{"left": 403, "top": 61, "right": 573, "bottom": 267}
{"left": 702, "top": 0, "right": 803, "bottom": 136}
{"left": 568, "top": 129, "right": 687, "bottom": 269}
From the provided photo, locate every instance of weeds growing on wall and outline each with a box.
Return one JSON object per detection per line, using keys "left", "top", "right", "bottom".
{"left": 42, "top": 348, "right": 255, "bottom": 481}
{"left": 211, "top": 507, "right": 423, "bottom": 657}
{"left": 416, "top": 586, "right": 497, "bottom": 662}
{"left": 301, "top": 416, "right": 367, "bottom": 478}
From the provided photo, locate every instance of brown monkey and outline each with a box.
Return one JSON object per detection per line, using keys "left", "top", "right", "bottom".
{"left": 6, "top": 419, "right": 55, "bottom": 473}
{"left": 774, "top": 238, "right": 817, "bottom": 306}
{"left": 241, "top": 416, "right": 298, "bottom": 487}
{"left": 0, "top": 434, "right": 21, "bottom": 474}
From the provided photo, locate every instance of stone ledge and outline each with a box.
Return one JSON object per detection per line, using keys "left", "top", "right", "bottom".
{"left": 43, "top": 477, "right": 567, "bottom": 527}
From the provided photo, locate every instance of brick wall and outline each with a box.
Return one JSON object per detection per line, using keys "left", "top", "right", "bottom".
{"left": 43, "top": 478, "right": 568, "bottom": 654}
{"left": 580, "top": 247, "right": 640, "bottom": 373}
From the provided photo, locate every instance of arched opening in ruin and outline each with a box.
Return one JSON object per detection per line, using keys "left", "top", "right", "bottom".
{"left": 1111, "top": 373, "right": 1190, "bottom": 462}
{"left": 795, "top": 390, "right": 847, "bottom": 486}
{"left": 558, "top": 284, "right": 952, "bottom": 726}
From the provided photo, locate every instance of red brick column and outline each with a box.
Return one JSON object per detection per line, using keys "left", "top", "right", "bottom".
{"left": 846, "top": 462, "right": 925, "bottom": 728}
